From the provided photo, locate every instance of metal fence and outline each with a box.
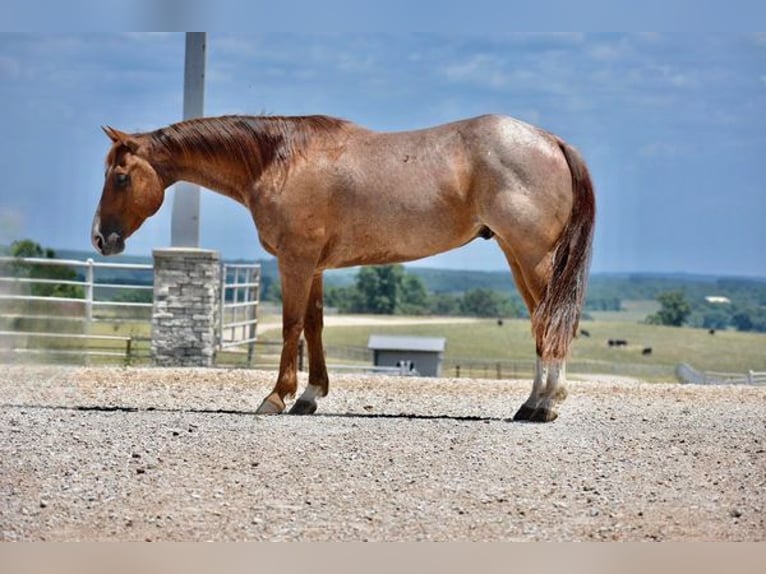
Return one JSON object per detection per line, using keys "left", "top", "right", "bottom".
{"left": 5, "top": 256, "right": 760, "bottom": 383}
{"left": 0, "top": 256, "right": 153, "bottom": 363}
{"left": 0, "top": 256, "right": 265, "bottom": 366}
{"left": 218, "top": 263, "right": 261, "bottom": 364}
{"left": 676, "top": 363, "right": 766, "bottom": 385}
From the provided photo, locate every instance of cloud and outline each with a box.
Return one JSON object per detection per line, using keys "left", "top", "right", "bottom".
{"left": 120, "top": 32, "right": 175, "bottom": 41}
{"left": 441, "top": 50, "right": 574, "bottom": 97}
{"left": 639, "top": 141, "right": 687, "bottom": 159}
{"left": 0, "top": 56, "right": 20, "bottom": 80}
{"left": 443, "top": 53, "right": 511, "bottom": 89}
{"left": 585, "top": 35, "right": 637, "bottom": 63}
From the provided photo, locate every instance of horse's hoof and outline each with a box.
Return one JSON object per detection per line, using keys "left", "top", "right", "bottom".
{"left": 255, "top": 396, "right": 285, "bottom": 415}
{"left": 288, "top": 399, "right": 318, "bottom": 415}
{"left": 529, "top": 408, "right": 558, "bottom": 423}
{"left": 512, "top": 404, "right": 536, "bottom": 421}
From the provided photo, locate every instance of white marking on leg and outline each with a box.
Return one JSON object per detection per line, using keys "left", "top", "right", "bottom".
{"left": 524, "top": 356, "right": 546, "bottom": 409}
{"left": 297, "top": 383, "right": 323, "bottom": 404}
{"left": 539, "top": 359, "right": 567, "bottom": 411}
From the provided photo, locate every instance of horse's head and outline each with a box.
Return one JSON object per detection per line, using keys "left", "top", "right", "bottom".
{"left": 92, "top": 126, "right": 165, "bottom": 255}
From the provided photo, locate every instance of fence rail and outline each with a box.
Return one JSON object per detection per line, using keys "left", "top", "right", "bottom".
{"left": 0, "top": 255, "right": 264, "bottom": 366}
{"left": 676, "top": 363, "right": 766, "bottom": 386}
{"left": 0, "top": 256, "right": 153, "bottom": 364}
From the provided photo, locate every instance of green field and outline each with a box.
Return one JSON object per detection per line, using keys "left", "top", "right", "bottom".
{"left": 5, "top": 304, "right": 765, "bottom": 379}
{"left": 256, "top": 312, "right": 766, "bottom": 380}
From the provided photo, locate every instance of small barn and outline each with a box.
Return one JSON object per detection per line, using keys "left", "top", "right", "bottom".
{"left": 367, "top": 334, "right": 447, "bottom": 377}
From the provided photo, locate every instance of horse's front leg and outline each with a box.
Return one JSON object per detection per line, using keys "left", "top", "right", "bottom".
{"left": 289, "top": 273, "right": 328, "bottom": 415}
{"left": 255, "top": 260, "right": 315, "bottom": 415}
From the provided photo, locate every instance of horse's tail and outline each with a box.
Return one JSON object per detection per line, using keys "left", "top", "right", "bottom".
{"left": 532, "top": 137, "right": 596, "bottom": 361}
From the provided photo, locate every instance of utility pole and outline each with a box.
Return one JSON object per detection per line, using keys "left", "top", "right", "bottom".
{"left": 170, "top": 32, "right": 206, "bottom": 247}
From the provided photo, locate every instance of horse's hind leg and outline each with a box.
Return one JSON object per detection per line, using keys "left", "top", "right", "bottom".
{"left": 513, "top": 357, "right": 567, "bottom": 422}
{"left": 499, "top": 243, "right": 567, "bottom": 422}
{"left": 289, "top": 273, "right": 329, "bottom": 415}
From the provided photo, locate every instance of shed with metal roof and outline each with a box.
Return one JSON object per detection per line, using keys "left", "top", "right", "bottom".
{"left": 367, "top": 334, "right": 447, "bottom": 377}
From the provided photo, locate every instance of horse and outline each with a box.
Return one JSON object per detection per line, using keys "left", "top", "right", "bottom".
{"left": 92, "top": 113, "right": 595, "bottom": 422}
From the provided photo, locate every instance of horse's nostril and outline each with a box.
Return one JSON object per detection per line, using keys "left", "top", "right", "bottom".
{"left": 94, "top": 234, "right": 104, "bottom": 251}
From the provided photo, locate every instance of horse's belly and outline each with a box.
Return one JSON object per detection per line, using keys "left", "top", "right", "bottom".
{"left": 323, "top": 214, "right": 478, "bottom": 269}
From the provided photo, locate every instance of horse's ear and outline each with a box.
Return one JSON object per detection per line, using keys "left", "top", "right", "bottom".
{"left": 102, "top": 126, "right": 139, "bottom": 153}
{"left": 102, "top": 125, "right": 127, "bottom": 142}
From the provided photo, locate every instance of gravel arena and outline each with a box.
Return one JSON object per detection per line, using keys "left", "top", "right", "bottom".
{"left": 1, "top": 365, "right": 764, "bottom": 541}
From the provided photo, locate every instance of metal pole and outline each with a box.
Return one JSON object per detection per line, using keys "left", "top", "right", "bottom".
{"left": 84, "top": 258, "right": 95, "bottom": 367}
{"left": 247, "top": 266, "right": 258, "bottom": 366}
{"left": 218, "top": 263, "right": 225, "bottom": 350}
{"left": 85, "top": 258, "right": 94, "bottom": 326}
{"left": 171, "top": 32, "right": 206, "bottom": 247}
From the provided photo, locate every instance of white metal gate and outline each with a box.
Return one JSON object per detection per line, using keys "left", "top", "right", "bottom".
{"left": 0, "top": 256, "right": 153, "bottom": 362}
{"left": 218, "top": 263, "right": 261, "bottom": 363}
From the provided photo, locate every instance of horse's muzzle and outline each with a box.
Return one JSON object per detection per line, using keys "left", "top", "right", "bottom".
{"left": 92, "top": 229, "right": 125, "bottom": 256}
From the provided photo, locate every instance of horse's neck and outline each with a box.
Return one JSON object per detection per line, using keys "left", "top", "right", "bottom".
{"left": 158, "top": 152, "right": 251, "bottom": 203}
{"left": 147, "top": 136, "right": 254, "bottom": 205}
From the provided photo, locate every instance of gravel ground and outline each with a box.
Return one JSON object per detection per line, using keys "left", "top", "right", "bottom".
{"left": 1, "top": 365, "right": 764, "bottom": 541}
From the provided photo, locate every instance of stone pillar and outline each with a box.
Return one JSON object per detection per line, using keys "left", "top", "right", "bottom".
{"left": 151, "top": 248, "right": 220, "bottom": 367}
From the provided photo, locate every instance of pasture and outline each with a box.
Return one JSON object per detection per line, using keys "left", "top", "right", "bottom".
{"left": 5, "top": 290, "right": 764, "bottom": 378}
{"left": 257, "top": 313, "right": 766, "bottom": 378}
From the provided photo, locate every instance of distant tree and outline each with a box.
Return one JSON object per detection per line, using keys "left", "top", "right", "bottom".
{"left": 698, "top": 307, "right": 730, "bottom": 330}
{"left": 324, "top": 285, "right": 360, "bottom": 313}
{"left": 10, "top": 239, "right": 50, "bottom": 259}
{"left": 427, "top": 293, "right": 461, "bottom": 316}
{"left": 9, "top": 239, "right": 84, "bottom": 299}
{"left": 730, "top": 310, "right": 752, "bottom": 332}
{"left": 112, "top": 288, "right": 152, "bottom": 304}
{"left": 399, "top": 274, "right": 429, "bottom": 314}
{"left": 355, "top": 265, "right": 405, "bottom": 314}
{"left": 731, "top": 307, "right": 766, "bottom": 332}
{"left": 646, "top": 290, "right": 691, "bottom": 326}
{"left": 460, "top": 288, "right": 519, "bottom": 318}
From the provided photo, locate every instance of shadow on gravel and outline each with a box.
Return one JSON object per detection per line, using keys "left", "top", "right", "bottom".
{"left": 1, "top": 402, "right": 512, "bottom": 423}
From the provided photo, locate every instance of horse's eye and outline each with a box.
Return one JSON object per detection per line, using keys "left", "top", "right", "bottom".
{"left": 115, "top": 173, "right": 130, "bottom": 187}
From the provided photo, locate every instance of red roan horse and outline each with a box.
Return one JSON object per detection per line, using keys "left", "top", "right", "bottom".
{"left": 92, "top": 114, "right": 595, "bottom": 422}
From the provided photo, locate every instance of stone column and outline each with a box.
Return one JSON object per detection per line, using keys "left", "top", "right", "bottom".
{"left": 151, "top": 248, "right": 220, "bottom": 367}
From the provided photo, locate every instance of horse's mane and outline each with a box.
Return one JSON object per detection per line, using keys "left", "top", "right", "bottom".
{"left": 146, "top": 114, "right": 351, "bottom": 176}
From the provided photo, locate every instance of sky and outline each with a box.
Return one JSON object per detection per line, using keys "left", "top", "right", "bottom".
{"left": 0, "top": 32, "right": 764, "bottom": 277}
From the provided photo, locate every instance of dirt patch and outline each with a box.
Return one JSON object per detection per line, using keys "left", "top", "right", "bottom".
{"left": 1, "top": 365, "right": 764, "bottom": 541}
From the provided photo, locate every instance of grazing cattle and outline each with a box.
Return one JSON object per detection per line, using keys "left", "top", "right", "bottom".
{"left": 580, "top": 329, "right": 590, "bottom": 337}
{"left": 642, "top": 347, "right": 652, "bottom": 356}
